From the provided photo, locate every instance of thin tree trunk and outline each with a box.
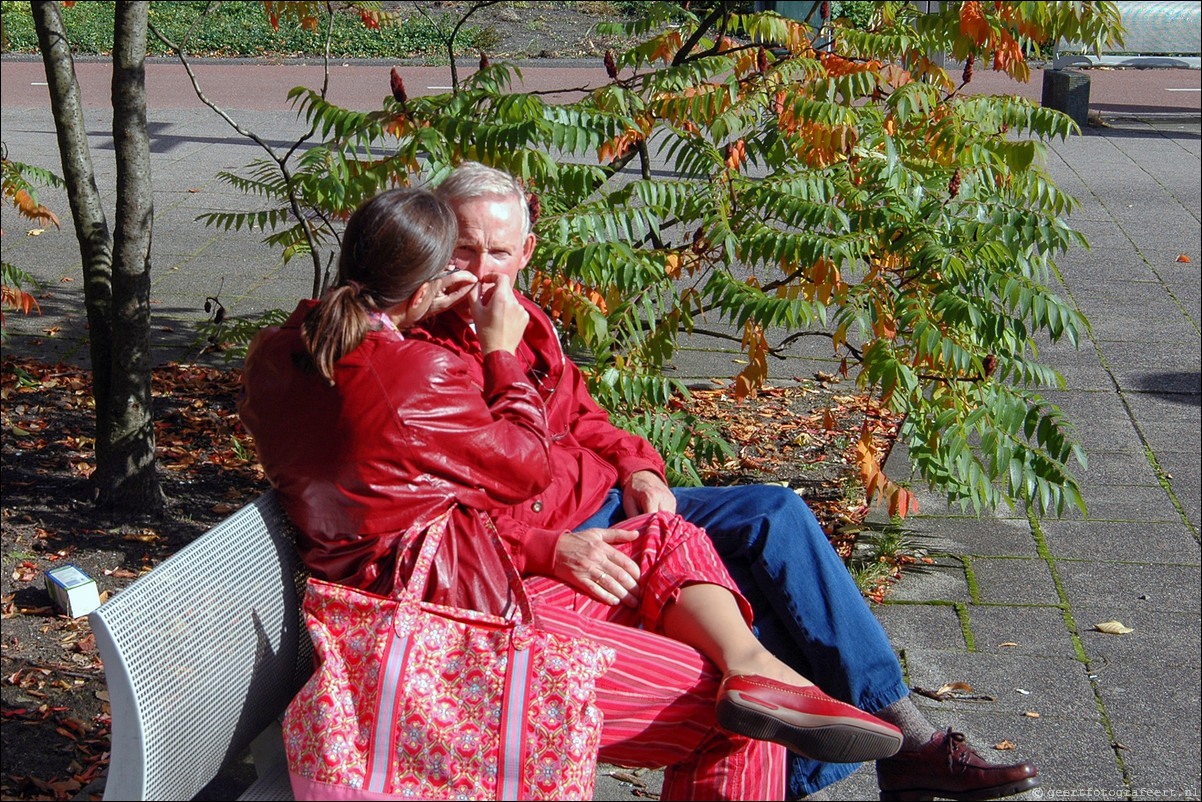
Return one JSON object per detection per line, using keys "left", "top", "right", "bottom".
{"left": 32, "top": 0, "right": 114, "bottom": 432}
{"left": 33, "top": 0, "right": 162, "bottom": 512}
{"left": 104, "top": 0, "right": 162, "bottom": 511}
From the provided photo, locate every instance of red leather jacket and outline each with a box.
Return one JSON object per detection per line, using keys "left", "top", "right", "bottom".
{"left": 412, "top": 295, "right": 668, "bottom": 566}
{"left": 238, "top": 301, "right": 553, "bottom": 596}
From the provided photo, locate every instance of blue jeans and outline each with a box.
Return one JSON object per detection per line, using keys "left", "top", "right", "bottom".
{"left": 576, "top": 484, "right": 908, "bottom": 797}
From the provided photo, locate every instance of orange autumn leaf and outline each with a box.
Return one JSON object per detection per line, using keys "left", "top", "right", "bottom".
{"left": 649, "top": 30, "right": 684, "bottom": 65}
{"left": 856, "top": 422, "right": 918, "bottom": 519}
{"left": 9, "top": 189, "right": 60, "bottom": 228}
{"left": 725, "top": 139, "right": 746, "bottom": 171}
{"left": 959, "top": 0, "right": 991, "bottom": 46}
{"left": 820, "top": 52, "right": 881, "bottom": 77}
{"left": 1176, "top": 254, "right": 1190, "bottom": 262}
{"left": 734, "top": 322, "right": 770, "bottom": 401}
{"left": 990, "top": 32, "right": 1028, "bottom": 80}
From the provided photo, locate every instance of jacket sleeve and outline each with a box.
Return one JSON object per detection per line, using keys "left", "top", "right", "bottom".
{"left": 559, "top": 348, "right": 668, "bottom": 485}
{"left": 488, "top": 516, "right": 563, "bottom": 576}
{"left": 375, "top": 344, "right": 553, "bottom": 505}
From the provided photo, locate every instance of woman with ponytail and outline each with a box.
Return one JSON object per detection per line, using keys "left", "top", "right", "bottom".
{"left": 239, "top": 187, "right": 548, "bottom": 600}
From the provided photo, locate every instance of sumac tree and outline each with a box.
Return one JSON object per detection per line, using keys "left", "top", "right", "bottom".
{"left": 210, "top": 0, "right": 1124, "bottom": 517}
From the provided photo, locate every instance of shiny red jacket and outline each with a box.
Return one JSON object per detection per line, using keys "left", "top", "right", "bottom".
{"left": 412, "top": 295, "right": 668, "bottom": 568}
{"left": 238, "top": 301, "right": 553, "bottom": 596}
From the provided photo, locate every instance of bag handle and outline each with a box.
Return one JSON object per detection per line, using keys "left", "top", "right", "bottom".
{"left": 397, "top": 506, "right": 536, "bottom": 625}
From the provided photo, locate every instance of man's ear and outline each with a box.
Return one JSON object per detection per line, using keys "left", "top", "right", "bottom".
{"left": 519, "top": 232, "right": 536, "bottom": 270}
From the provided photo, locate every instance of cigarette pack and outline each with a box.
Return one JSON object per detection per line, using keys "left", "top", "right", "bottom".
{"left": 44, "top": 564, "right": 102, "bottom": 618}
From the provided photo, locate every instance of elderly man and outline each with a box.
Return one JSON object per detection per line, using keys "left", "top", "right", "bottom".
{"left": 413, "top": 162, "right": 1038, "bottom": 801}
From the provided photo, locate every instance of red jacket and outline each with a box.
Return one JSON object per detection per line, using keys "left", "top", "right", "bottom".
{"left": 412, "top": 295, "right": 668, "bottom": 567}
{"left": 238, "top": 301, "right": 553, "bottom": 596}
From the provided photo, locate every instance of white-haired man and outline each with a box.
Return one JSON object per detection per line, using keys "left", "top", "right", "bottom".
{"left": 413, "top": 162, "right": 1038, "bottom": 801}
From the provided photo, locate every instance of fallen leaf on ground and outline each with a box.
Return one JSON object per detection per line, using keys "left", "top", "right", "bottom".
{"left": 995, "top": 740, "right": 1016, "bottom": 750}
{"left": 1023, "top": 711, "right": 1040, "bottom": 718}
{"left": 1176, "top": 254, "right": 1191, "bottom": 262}
{"left": 1094, "top": 620, "right": 1134, "bottom": 635}
{"left": 936, "top": 682, "right": 973, "bottom": 696}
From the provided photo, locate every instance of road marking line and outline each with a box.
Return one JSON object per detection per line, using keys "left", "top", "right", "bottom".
{"left": 1164, "top": 88, "right": 1200, "bottom": 92}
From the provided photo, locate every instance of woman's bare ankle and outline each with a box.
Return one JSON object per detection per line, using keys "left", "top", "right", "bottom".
{"left": 726, "top": 653, "right": 814, "bottom": 688}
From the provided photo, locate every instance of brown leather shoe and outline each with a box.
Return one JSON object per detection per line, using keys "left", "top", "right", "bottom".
{"left": 876, "top": 728, "right": 1038, "bottom": 801}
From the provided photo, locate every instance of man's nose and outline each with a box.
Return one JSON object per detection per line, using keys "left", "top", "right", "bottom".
{"left": 455, "top": 254, "right": 483, "bottom": 276}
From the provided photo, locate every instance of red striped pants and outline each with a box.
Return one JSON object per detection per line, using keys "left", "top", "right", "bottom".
{"left": 525, "top": 512, "right": 787, "bottom": 801}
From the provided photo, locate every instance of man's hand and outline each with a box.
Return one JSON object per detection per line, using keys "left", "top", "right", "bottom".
{"left": 553, "top": 528, "right": 642, "bottom": 608}
{"left": 622, "top": 470, "right": 676, "bottom": 518}
{"left": 472, "top": 273, "right": 529, "bottom": 355}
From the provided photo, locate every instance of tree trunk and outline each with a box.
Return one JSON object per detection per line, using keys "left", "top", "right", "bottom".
{"left": 33, "top": 0, "right": 163, "bottom": 512}
{"left": 101, "top": 0, "right": 162, "bottom": 512}
{"left": 32, "top": 0, "right": 114, "bottom": 416}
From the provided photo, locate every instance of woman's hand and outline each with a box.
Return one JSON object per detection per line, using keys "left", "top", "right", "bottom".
{"left": 472, "top": 273, "right": 529, "bottom": 355}
{"left": 554, "top": 528, "right": 642, "bottom": 608}
{"left": 427, "top": 269, "right": 477, "bottom": 317}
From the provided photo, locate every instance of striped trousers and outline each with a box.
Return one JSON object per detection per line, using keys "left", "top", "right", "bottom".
{"left": 525, "top": 512, "right": 786, "bottom": 801}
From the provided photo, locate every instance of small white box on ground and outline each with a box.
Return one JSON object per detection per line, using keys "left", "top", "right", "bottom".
{"left": 44, "top": 564, "right": 102, "bottom": 618}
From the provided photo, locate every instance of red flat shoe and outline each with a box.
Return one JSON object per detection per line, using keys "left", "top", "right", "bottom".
{"left": 716, "top": 674, "right": 903, "bottom": 763}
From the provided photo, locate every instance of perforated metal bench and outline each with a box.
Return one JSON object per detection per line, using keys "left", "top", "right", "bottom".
{"left": 88, "top": 491, "right": 311, "bottom": 801}
{"left": 1053, "top": 0, "right": 1201, "bottom": 69}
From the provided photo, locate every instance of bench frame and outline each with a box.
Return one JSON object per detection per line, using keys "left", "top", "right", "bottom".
{"left": 89, "top": 491, "right": 310, "bottom": 801}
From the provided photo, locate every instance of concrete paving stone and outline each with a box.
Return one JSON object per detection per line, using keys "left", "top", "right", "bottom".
{"left": 1079, "top": 308, "right": 1189, "bottom": 343}
{"left": 963, "top": 605, "right": 1076, "bottom": 658}
{"left": 1097, "top": 340, "right": 1202, "bottom": 372}
{"left": 1073, "top": 449, "right": 1162, "bottom": 488}
{"left": 1033, "top": 387, "right": 1126, "bottom": 417}
{"left": 1123, "top": 390, "right": 1202, "bottom": 425}
{"left": 969, "top": 557, "right": 1062, "bottom": 605}
{"left": 1140, "top": 420, "right": 1202, "bottom": 456}
{"left": 1069, "top": 418, "right": 1147, "bottom": 452}
{"left": 1056, "top": 482, "right": 1178, "bottom": 522}
{"left": 592, "top": 765, "right": 662, "bottom": 801}
{"left": 1039, "top": 519, "right": 1201, "bottom": 564}
{"left": 874, "top": 602, "right": 968, "bottom": 652}
{"left": 1153, "top": 449, "right": 1202, "bottom": 487}
{"left": 1077, "top": 607, "right": 1202, "bottom": 670}
{"left": 1038, "top": 361, "right": 1120, "bottom": 391}
{"left": 886, "top": 515, "right": 1037, "bottom": 558}
{"left": 1111, "top": 367, "right": 1201, "bottom": 395}
{"left": 1105, "top": 720, "right": 1202, "bottom": 802}
{"left": 881, "top": 557, "right": 973, "bottom": 604}
{"left": 1055, "top": 561, "right": 1201, "bottom": 614}
{"left": 815, "top": 762, "right": 881, "bottom": 801}
{"left": 1068, "top": 277, "right": 1163, "bottom": 301}
{"left": 897, "top": 648, "right": 1101, "bottom": 720}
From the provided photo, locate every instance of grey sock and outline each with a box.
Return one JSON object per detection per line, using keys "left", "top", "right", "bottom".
{"left": 874, "top": 695, "right": 938, "bottom": 752}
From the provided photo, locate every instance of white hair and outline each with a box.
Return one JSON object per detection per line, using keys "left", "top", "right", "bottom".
{"left": 434, "top": 162, "right": 532, "bottom": 237}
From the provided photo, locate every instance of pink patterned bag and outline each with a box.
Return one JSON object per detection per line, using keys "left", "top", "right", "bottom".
{"left": 283, "top": 509, "right": 614, "bottom": 801}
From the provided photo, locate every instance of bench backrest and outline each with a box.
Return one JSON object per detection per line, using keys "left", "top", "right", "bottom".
{"left": 1055, "top": 0, "right": 1202, "bottom": 67}
{"left": 89, "top": 491, "right": 313, "bottom": 800}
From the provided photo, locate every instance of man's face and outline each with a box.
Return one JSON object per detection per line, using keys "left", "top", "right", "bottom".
{"left": 449, "top": 195, "right": 535, "bottom": 292}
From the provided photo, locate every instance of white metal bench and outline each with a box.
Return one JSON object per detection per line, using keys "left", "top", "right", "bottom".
{"left": 1053, "top": 0, "right": 1201, "bottom": 69}
{"left": 88, "top": 491, "right": 311, "bottom": 801}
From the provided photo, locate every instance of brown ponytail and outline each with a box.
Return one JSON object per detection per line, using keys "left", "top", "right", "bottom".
{"left": 298, "top": 189, "right": 457, "bottom": 385}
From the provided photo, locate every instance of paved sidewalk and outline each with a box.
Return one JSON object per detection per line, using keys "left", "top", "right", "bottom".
{"left": 2, "top": 59, "right": 1199, "bottom": 801}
